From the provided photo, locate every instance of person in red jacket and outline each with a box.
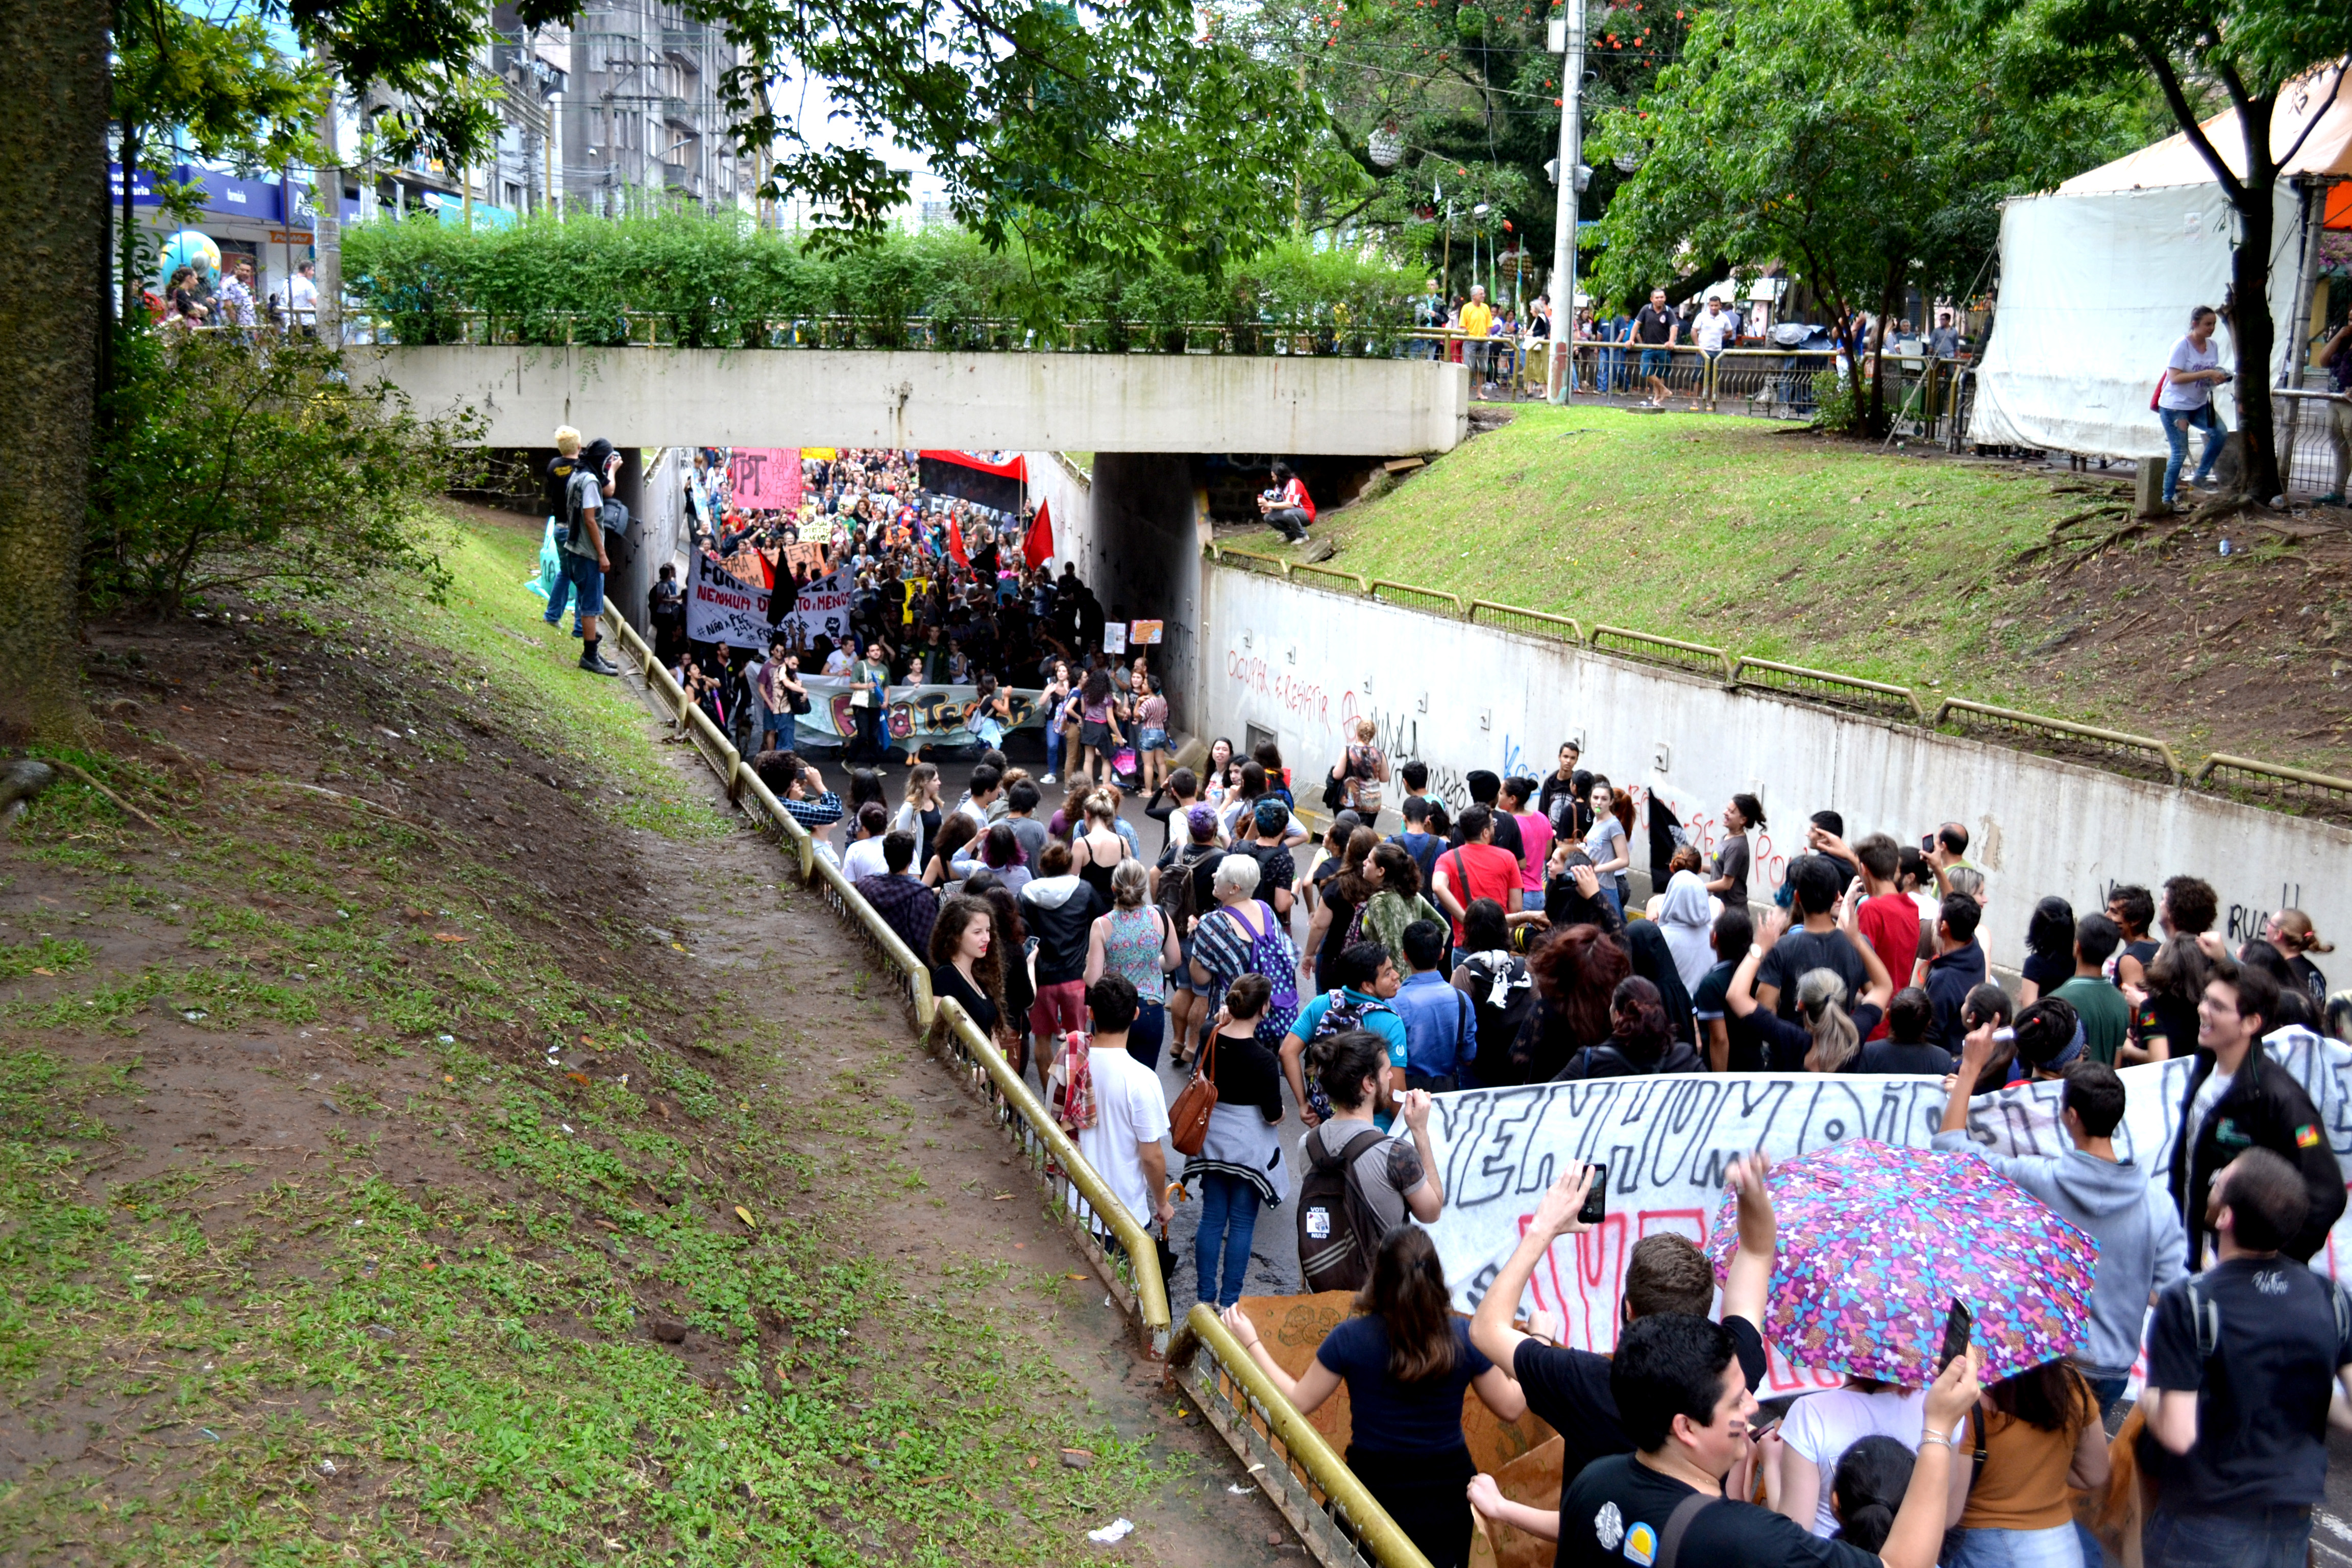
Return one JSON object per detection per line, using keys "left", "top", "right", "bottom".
{"left": 1258, "top": 462, "right": 1316, "bottom": 542}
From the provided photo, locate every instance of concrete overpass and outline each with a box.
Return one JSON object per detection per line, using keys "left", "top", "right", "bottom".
{"left": 353, "top": 346, "right": 1469, "bottom": 455}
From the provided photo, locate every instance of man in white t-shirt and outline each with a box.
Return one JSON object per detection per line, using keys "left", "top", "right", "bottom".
{"left": 2158, "top": 304, "right": 2232, "bottom": 507}
{"left": 1066, "top": 976, "right": 1173, "bottom": 1234}
{"left": 289, "top": 259, "right": 319, "bottom": 330}
{"left": 1690, "top": 296, "right": 1734, "bottom": 408}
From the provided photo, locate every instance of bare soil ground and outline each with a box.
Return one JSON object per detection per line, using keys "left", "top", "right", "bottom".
{"left": 0, "top": 507, "right": 1289, "bottom": 1566}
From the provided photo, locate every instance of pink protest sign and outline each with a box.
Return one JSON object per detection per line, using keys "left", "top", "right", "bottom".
{"left": 727, "top": 448, "right": 802, "bottom": 510}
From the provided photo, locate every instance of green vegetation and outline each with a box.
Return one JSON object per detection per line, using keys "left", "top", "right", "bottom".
{"left": 341, "top": 211, "right": 1425, "bottom": 351}
{"left": 1271, "top": 403, "right": 2102, "bottom": 701}
{"left": 0, "top": 509, "right": 1184, "bottom": 1564}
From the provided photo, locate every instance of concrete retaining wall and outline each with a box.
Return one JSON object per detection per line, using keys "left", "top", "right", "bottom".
{"left": 1195, "top": 565, "right": 2351, "bottom": 971}
{"left": 357, "top": 346, "right": 1469, "bottom": 456}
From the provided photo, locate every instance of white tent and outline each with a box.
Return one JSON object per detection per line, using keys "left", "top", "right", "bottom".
{"left": 1969, "top": 72, "right": 2349, "bottom": 459}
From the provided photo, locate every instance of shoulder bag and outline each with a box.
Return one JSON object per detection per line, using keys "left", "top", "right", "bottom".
{"left": 1168, "top": 1030, "right": 1218, "bottom": 1156}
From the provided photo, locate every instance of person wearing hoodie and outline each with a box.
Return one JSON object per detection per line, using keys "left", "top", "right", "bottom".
{"left": 1934, "top": 1027, "right": 2187, "bottom": 1413}
{"left": 1018, "top": 840, "right": 1107, "bottom": 1059}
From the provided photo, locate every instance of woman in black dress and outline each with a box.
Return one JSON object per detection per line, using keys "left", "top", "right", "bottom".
{"left": 928, "top": 894, "right": 1003, "bottom": 1039}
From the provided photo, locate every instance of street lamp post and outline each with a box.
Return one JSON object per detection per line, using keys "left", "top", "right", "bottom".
{"left": 1546, "top": 3, "right": 1584, "bottom": 401}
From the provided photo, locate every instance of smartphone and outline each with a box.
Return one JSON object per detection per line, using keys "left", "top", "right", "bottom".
{"left": 1578, "top": 1163, "right": 1609, "bottom": 1226}
{"left": 1921, "top": 834, "right": 1937, "bottom": 852}
{"left": 1938, "top": 1297, "right": 1972, "bottom": 1371}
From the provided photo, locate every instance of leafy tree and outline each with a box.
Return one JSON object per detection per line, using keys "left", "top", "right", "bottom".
{"left": 1893, "top": 0, "right": 2352, "bottom": 499}
{"left": 87, "top": 332, "right": 476, "bottom": 615}
{"left": 1591, "top": 0, "right": 2150, "bottom": 429}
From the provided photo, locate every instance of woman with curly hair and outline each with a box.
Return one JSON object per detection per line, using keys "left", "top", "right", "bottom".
{"left": 1511, "top": 923, "right": 1630, "bottom": 1081}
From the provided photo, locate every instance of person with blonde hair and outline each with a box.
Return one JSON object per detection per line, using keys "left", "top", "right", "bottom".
{"left": 1329, "top": 715, "right": 1390, "bottom": 819}
{"left": 1082, "top": 857, "right": 1180, "bottom": 1068}
{"left": 2266, "top": 909, "right": 2333, "bottom": 1006}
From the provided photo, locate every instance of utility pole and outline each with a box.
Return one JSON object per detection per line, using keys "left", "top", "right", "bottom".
{"left": 312, "top": 48, "right": 340, "bottom": 346}
{"left": 1546, "top": 1, "right": 1584, "bottom": 401}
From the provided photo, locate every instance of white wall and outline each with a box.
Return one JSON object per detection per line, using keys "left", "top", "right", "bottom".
{"left": 1021, "top": 452, "right": 1093, "bottom": 579}
{"left": 1196, "top": 566, "right": 2352, "bottom": 971}
{"left": 355, "top": 346, "right": 1471, "bottom": 456}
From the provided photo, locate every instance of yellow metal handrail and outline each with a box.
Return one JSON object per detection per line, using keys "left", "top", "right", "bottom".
{"left": 1468, "top": 601, "right": 1585, "bottom": 643}
{"left": 1589, "top": 624, "right": 1737, "bottom": 682}
{"left": 1169, "top": 1302, "right": 1432, "bottom": 1568}
{"left": 1930, "top": 698, "right": 2179, "bottom": 780}
{"left": 1729, "top": 657, "right": 1928, "bottom": 720}
{"left": 2192, "top": 753, "right": 2352, "bottom": 797}
{"left": 933, "top": 999, "right": 1171, "bottom": 1352}
{"left": 1208, "top": 542, "right": 1293, "bottom": 577}
{"left": 1290, "top": 561, "right": 1369, "bottom": 595}
{"left": 600, "top": 609, "right": 1164, "bottom": 1351}
{"left": 1368, "top": 579, "right": 1465, "bottom": 617}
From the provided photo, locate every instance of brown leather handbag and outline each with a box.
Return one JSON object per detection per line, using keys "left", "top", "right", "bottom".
{"left": 1168, "top": 1030, "right": 1219, "bottom": 1156}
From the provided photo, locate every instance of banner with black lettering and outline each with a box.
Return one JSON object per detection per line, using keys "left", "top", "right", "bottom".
{"left": 683, "top": 554, "right": 852, "bottom": 653}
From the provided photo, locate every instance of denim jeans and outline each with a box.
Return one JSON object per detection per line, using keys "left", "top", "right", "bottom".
{"left": 765, "top": 712, "right": 796, "bottom": 753}
{"left": 2159, "top": 403, "right": 2223, "bottom": 502}
{"left": 2143, "top": 1505, "right": 2312, "bottom": 1568}
{"left": 1949, "top": 1524, "right": 2086, "bottom": 1568}
{"left": 544, "top": 566, "right": 574, "bottom": 627}
{"left": 1128, "top": 999, "right": 1166, "bottom": 1071}
{"left": 1044, "top": 723, "right": 1064, "bottom": 777}
{"left": 1195, "top": 1171, "right": 1262, "bottom": 1309}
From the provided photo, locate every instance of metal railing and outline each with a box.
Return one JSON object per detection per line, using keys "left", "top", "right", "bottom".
{"left": 930, "top": 999, "right": 1171, "bottom": 1351}
{"left": 1928, "top": 698, "right": 2180, "bottom": 783}
{"left": 1207, "top": 542, "right": 1293, "bottom": 578}
{"left": 1589, "top": 624, "right": 1737, "bottom": 681}
{"left": 2191, "top": 753, "right": 2352, "bottom": 819}
{"left": 2277, "top": 387, "right": 2351, "bottom": 501}
{"left": 599, "top": 611, "right": 1169, "bottom": 1352}
{"left": 1168, "top": 1303, "right": 1432, "bottom": 1568}
{"left": 1290, "top": 561, "right": 1370, "bottom": 595}
{"left": 1201, "top": 547, "right": 2352, "bottom": 820}
{"left": 1730, "top": 657, "right": 1928, "bottom": 722}
{"left": 1469, "top": 601, "right": 1585, "bottom": 643}
{"left": 1368, "top": 579, "right": 1464, "bottom": 617}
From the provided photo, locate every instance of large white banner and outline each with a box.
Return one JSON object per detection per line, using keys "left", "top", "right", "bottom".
{"left": 1425, "top": 1031, "right": 2352, "bottom": 1395}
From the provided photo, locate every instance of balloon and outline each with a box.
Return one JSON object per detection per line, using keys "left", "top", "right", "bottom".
{"left": 160, "top": 230, "right": 220, "bottom": 280}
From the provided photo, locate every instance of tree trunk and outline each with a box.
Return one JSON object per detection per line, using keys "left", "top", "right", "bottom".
{"left": 2227, "top": 178, "right": 2283, "bottom": 503}
{"left": 1867, "top": 261, "right": 1904, "bottom": 437}
{"left": 0, "top": 0, "right": 109, "bottom": 742}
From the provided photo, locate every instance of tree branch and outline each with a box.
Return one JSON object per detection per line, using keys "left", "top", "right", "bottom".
{"left": 2132, "top": 33, "right": 2246, "bottom": 203}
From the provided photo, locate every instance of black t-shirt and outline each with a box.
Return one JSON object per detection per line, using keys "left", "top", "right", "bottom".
{"left": 1632, "top": 304, "right": 1678, "bottom": 345}
{"left": 1851, "top": 1039, "right": 1953, "bottom": 1074}
{"left": 930, "top": 962, "right": 999, "bottom": 1036}
{"left": 1514, "top": 1318, "right": 1768, "bottom": 1499}
{"left": 2138, "top": 1257, "right": 2352, "bottom": 1510}
{"left": 1236, "top": 840, "right": 1297, "bottom": 902}
{"left": 1557, "top": 1454, "right": 1875, "bottom": 1568}
{"left": 2021, "top": 950, "right": 2072, "bottom": 996}
{"left": 1754, "top": 929, "right": 1869, "bottom": 1021}
{"left": 1692, "top": 960, "right": 1769, "bottom": 1072}
{"left": 1317, "top": 1315, "right": 1493, "bottom": 1455}
{"left": 1159, "top": 841, "right": 1223, "bottom": 921}
{"left": 1492, "top": 812, "right": 1525, "bottom": 862}
{"left": 544, "top": 453, "right": 582, "bottom": 519}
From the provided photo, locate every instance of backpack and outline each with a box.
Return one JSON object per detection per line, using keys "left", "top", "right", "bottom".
{"left": 1158, "top": 843, "right": 1218, "bottom": 931}
{"left": 1301, "top": 988, "right": 1398, "bottom": 1122}
{"left": 1234, "top": 901, "right": 1300, "bottom": 1046}
{"left": 1464, "top": 950, "right": 1536, "bottom": 1086}
{"left": 1297, "top": 1125, "right": 1393, "bottom": 1293}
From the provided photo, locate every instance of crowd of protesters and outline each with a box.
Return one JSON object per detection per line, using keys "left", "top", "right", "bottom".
{"left": 553, "top": 442, "right": 2351, "bottom": 1568}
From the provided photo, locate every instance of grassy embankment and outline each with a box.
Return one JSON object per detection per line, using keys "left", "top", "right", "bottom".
{"left": 0, "top": 511, "right": 1196, "bottom": 1565}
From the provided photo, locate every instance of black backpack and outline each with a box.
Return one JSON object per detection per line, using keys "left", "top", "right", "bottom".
{"left": 1157, "top": 843, "right": 1218, "bottom": 929}
{"left": 1297, "top": 1125, "right": 1392, "bottom": 1294}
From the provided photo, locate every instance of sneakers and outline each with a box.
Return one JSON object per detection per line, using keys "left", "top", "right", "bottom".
{"left": 1042, "top": 773, "right": 1058, "bottom": 783}
{"left": 579, "top": 650, "right": 620, "bottom": 677}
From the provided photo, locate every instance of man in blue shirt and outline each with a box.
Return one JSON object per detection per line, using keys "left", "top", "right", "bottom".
{"left": 1386, "top": 794, "right": 1444, "bottom": 891}
{"left": 1281, "top": 942, "right": 1408, "bottom": 1129}
{"left": 1389, "top": 919, "right": 1475, "bottom": 1092}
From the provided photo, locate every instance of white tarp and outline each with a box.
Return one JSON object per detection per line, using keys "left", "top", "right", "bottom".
{"left": 1424, "top": 1027, "right": 2352, "bottom": 1395}
{"left": 1968, "top": 181, "right": 2304, "bottom": 458}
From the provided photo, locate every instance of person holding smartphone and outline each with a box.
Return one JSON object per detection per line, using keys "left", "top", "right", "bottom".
{"left": 1465, "top": 1154, "right": 1783, "bottom": 1533}
{"left": 2158, "top": 305, "right": 2233, "bottom": 508}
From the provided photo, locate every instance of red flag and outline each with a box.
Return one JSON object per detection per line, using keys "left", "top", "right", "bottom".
{"left": 1023, "top": 501, "right": 1054, "bottom": 571}
{"left": 946, "top": 510, "right": 969, "bottom": 568}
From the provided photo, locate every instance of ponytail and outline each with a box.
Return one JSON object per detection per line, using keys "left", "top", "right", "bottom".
{"left": 1830, "top": 1435, "right": 1915, "bottom": 1553}
{"left": 1797, "top": 968, "right": 1859, "bottom": 1073}
{"left": 1307, "top": 1029, "right": 1388, "bottom": 1112}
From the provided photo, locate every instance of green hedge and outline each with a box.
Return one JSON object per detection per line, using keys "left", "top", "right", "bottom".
{"left": 340, "top": 211, "right": 1425, "bottom": 353}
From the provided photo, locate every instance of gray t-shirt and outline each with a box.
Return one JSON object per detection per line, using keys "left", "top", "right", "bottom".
{"left": 1713, "top": 832, "right": 1751, "bottom": 906}
{"left": 1304, "top": 1120, "right": 1425, "bottom": 1237}
{"left": 564, "top": 468, "right": 605, "bottom": 559}
{"left": 1005, "top": 814, "right": 1049, "bottom": 868}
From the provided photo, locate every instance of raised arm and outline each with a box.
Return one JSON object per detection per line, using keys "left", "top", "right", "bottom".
{"left": 1720, "top": 1151, "right": 1777, "bottom": 1332}
{"left": 1939, "top": 1023, "right": 1998, "bottom": 1135}
{"left": 1469, "top": 1162, "right": 1595, "bottom": 1369}
{"left": 1879, "top": 1351, "right": 1982, "bottom": 1568}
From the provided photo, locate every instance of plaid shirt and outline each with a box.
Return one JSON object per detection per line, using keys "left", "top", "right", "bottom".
{"left": 780, "top": 790, "right": 842, "bottom": 831}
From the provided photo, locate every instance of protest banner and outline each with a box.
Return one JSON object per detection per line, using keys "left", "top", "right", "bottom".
{"left": 789, "top": 678, "right": 1048, "bottom": 750}
{"left": 727, "top": 447, "right": 802, "bottom": 510}
{"left": 1130, "top": 620, "right": 1164, "bottom": 645}
{"left": 1424, "top": 1029, "right": 2352, "bottom": 1392}
{"left": 683, "top": 556, "right": 853, "bottom": 653}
